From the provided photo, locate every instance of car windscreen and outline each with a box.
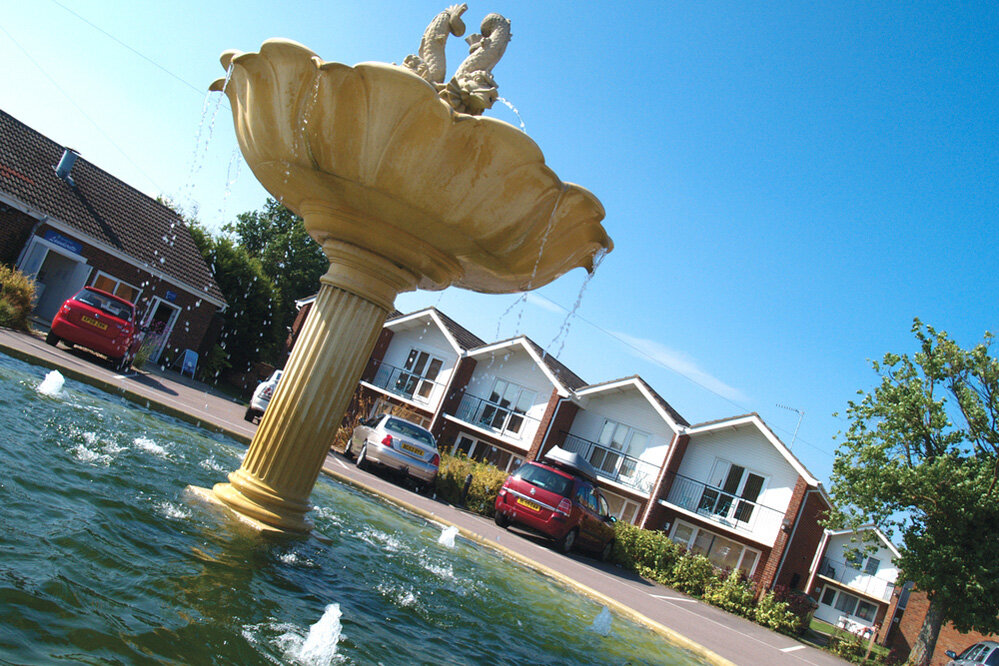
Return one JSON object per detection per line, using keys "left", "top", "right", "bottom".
{"left": 515, "top": 464, "right": 573, "bottom": 497}
{"left": 385, "top": 418, "right": 435, "bottom": 447}
{"left": 75, "top": 289, "right": 133, "bottom": 321}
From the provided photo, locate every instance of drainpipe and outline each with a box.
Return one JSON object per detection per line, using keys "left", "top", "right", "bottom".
{"left": 773, "top": 487, "right": 820, "bottom": 590}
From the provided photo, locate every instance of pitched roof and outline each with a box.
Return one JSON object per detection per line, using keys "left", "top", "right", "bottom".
{"left": 385, "top": 307, "right": 485, "bottom": 353}
{"left": 0, "top": 110, "right": 225, "bottom": 305}
{"left": 468, "top": 336, "right": 588, "bottom": 393}
{"left": 576, "top": 375, "right": 690, "bottom": 428}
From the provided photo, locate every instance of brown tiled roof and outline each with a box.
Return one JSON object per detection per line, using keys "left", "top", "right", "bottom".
{"left": 0, "top": 110, "right": 225, "bottom": 304}
{"left": 430, "top": 308, "right": 486, "bottom": 351}
{"left": 523, "top": 337, "right": 588, "bottom": 391}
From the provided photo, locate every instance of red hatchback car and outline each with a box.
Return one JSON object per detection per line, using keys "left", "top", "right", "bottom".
{"left": 46, "top": 287, "right": 143, "bottom": 371}
{"left": 494, "top": 447, "right": 616, "bottom": 559}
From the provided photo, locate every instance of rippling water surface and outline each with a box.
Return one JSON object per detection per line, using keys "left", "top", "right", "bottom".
{"left": 0, "top": 352, "right": 704, "bottom": 665}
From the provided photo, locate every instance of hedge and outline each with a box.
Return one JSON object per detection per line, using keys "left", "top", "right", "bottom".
{"left": 0, "top": 265, "right": 35, "bottom": 330}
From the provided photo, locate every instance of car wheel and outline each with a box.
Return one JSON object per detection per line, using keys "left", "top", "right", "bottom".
{"left": 45, "top": 331, "right": 60, "bottom": 347}
{"left": 343, "top": 440, "right": 353, "bottom": 459}
{"left": 494, "top": 511, "right": 510, "bottom": 528}
{"left": 556, "top": 528, "right": 577, "bottom": 555}
{"left": 599, "top": 539, "right": 614, "bottom": 562}
{"left": 244, "top": 407, "right": 257, "bottom": 422}
{"left": 113, "top": 354, "right": 132, "bottom": 373}
{"left": 355, "top": 444, "right": 370, "bottom": 471}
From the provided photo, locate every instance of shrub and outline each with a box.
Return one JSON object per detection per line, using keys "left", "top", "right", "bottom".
{"left": 703, "top": 569, "right": 757, "bottom": 617}
{"left": 670, "top": 553, "right": 719, "bottom": 597}
{"left": 754, "top": 589, "right": 801, "bottom": 635}
{"left": 611, "top": 521, "right": 683, "bottom": 577}
{"left": 770, "top": 585, "right": 817, "bottom": 635}
{"left": 433, "top": 453, "right": 508, "bottom": 516}
{"left": 0, "top": 265, "right": 35, "bottom": 330}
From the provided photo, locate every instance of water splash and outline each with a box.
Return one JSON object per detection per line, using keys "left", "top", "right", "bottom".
{"left": 296, "top": 603, "right": 343, "bottom": 664}
{"left": 438, "top": 525, "right": 459, "bottom": 548}
{"left": 495, "top": 183, "right": 568, "bottom": 340}
{"left": 497, "top": 96, "right": 526, "bottom": 132}
{"left": 180, "top": 63, "right": 234, "bottom": 213}
{"left": 217, "top": 148, "right": 243, "bottom": 223}
{"left": 545, "top": 247, "right": 608, "bottom": 359}
{"left": 37, "top": 370, "right": 65, "bottom": 396}
{"left": 589, "top": 606, "right": 613, "bottom": 636}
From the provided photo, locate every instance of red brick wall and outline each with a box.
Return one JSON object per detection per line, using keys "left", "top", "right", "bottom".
{"left": 889, "top": 589, "right": 999, "bottom": 665}
{"left": 641, "top": 433, "right": 689, "bottom": 530}
{"left": 776, "top": 487, "right": 830, "bottom": 592}
{"left": 361, "top": 328, "right": 394, "bottom": 382}
{"left": 758, "top": 477, "right": 809, "bottom": 591}
{"left": 430, "top": 356, "right": 476, "bottom": 441}
{"left": 0, "top": 205, "right": 36, "bottom": 265}
{"left": 527, "top": 392, "right": 578, "bottom": 460}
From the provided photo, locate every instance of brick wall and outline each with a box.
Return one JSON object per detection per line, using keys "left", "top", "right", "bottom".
{"left": 361, "top": 328, "right": 394, "bottom": 382}
{"left": 0, "top": 205, "right": 35, "bottom": 265}
{"left": 888, "top": 589, "right": 999, "bottom": 665}
{"left": 640, "top": 433, "right": 689, "bottom": 530}
{"left": 527, "top": 392, "right": 578, "bottom": 460}
{"left": 757, "top": 476, "right": 809, "bottom": 591}
{"left": 430, "top": 356, "right": 476, "bottom": 441}
{"left": 777, "top": 487, "right": 830, "bottom": 592}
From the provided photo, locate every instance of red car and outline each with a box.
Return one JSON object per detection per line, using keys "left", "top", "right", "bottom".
{"left": 494, "top": 447, "right": 616, "bottom": 559}
{"left": 46, "top": 287, "right": 143, "bottom": 372}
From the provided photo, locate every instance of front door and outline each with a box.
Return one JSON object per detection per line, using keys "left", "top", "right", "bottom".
{"left": 141, "top": 297, "right": 181, "bottom": 363}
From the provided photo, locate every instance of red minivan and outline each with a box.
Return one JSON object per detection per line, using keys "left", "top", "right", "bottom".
{"left": 46, "top": 287, "right": 143, "bottom": 372}
{"left": 494, "top": 447, "right": 616, "bottom": 559}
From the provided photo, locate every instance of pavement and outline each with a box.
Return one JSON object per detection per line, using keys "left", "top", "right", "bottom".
{"left": 0, "top": 326, "right": 849, "bottom": 666}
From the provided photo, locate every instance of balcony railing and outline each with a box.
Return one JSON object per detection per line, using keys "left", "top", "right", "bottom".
{"left": 819, "top": 557, "right": 895, "bottom": 602}
{"left": 561, "top": 433, "right": 661, "bottom": 495}
{"left": 663, "top": 472, "right": 785, "bottom": 540}
{"left": 453, "top": 393, "right": 540, "bottom": 440}
{"left": 367, "top": 360, "right": 446, "bottom": 405}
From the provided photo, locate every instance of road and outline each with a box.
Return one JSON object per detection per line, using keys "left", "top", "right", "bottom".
{"left": 0, "top": 326, "right": 848, "bottom": 666}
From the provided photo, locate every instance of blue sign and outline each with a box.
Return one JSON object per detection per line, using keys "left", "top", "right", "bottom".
{"left": 165, "top": 290, "right": 177, "bottom": 302}
{"left": 43, "top": 229, "right": 83, "bottom": 255}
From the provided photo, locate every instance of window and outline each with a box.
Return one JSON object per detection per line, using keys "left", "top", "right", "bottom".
{"left": 855, "top": 600, "right": 877, "bottom": 623}
{"left": 589, "top": 419, "right": 650, "bottom": 477}
{"left": 396, "top": 349, "right": 444, "bottom": 402}
{"left": 478, "top": 379, "right": 536, "bottom": 435}
{"left": 834, "top": 591, "right": 859, "bottom": 616}
{"left": 864, "top": 557, "right": 880, "bottom": 576}
{"left": 698, "top": 460, "right": 767, "bottom": 525}
{"left": 669, "top": 520, "right": 761, "bottom": 576}
{"left": 821, "top": 587, "right": 836, "bottom": 606}
{"left": 91, "top": 272, "right": 141, "bottom": 304}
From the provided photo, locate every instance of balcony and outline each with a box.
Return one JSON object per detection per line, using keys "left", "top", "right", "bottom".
{"left": 663, "top": 472, "right": 785, "bottom": 540}
{"left": 453, "top": 393, "right": 540, "bottom": 441}
{"left": 367, "top": 360, "right": 446, "bottom": 406}
{"left": 819, "top": 557, "right": 895, "bottom": 602}
{"left": 561, "top": 433, "right": 661, "bottom": 494}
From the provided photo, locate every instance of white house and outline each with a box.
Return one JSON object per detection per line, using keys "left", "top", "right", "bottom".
{"left": 807, "top": 527, "right": 901, "bottom": 635}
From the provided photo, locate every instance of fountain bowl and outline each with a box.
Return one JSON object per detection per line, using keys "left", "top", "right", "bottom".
{"left": 211, "top": 39, "right": 611, "bottom": 293}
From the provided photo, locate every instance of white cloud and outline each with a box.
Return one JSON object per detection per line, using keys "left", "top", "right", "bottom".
{"left": 611, "top": 331, "right": 749, "bottom": 404}
{"left": 525, "top": 293, "right": 567, "bottom": 315}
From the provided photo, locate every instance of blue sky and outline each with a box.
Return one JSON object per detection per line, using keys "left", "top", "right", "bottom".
{"left": 2, "top": 1, "right": 996, "bottom": 486}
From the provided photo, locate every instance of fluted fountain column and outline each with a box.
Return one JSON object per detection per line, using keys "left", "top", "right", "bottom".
{"left": 209, "top": 239, "right": 418, "bottom": 533}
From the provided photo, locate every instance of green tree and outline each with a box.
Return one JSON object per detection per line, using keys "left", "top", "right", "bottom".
{"left": 188, "top": 218, "right": 285, "bottom": 376}
{"left": 828, "top": 319, "right": 999, "bottom": 666}
{"left": 223, "top": 198, "right": 327, "bottom": 331}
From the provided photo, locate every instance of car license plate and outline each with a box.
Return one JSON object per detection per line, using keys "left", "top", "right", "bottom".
{"left": 400, "top": 442, "right": 423, "bottom": 456}
{"left": 81, "top": 315, "right": 108, "bottom": 331}
{"left": 516, "top": 497, "right": 541, "bottom": 512}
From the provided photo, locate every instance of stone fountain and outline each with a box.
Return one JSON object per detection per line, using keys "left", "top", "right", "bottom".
{"left": 192, "top": 7, "right": 612, "bottom": 534}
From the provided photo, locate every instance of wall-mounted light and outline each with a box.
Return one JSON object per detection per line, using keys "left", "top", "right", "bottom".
{"left": 781, "top": 518, "right": 793, "bottom": 533}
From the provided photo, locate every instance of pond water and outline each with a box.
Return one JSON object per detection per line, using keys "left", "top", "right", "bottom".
{"left": 0, "top": 351, "right": 705, "bottom": 665}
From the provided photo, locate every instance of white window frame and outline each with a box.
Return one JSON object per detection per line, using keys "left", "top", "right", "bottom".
{"left": 699, "top": 458, "right": 769, "bottom": 526}
{"left": 396, "top": 347, "right": 445, "bottom": 404}
{"left": 669, "top": 519, "right": 761, "bottom": 576}
{"left": 91, "top": 271, "right": 142, "bottom": 304}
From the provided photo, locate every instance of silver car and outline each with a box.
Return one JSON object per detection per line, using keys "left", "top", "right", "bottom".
{"left": 946, "top": 641, "right": 999, "bottom": 666}
{"left": 245, "top": 370, "right": 282, "bottom": 423}
{"left": 347, "top": 414, "right": 439, "bottom": 492}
